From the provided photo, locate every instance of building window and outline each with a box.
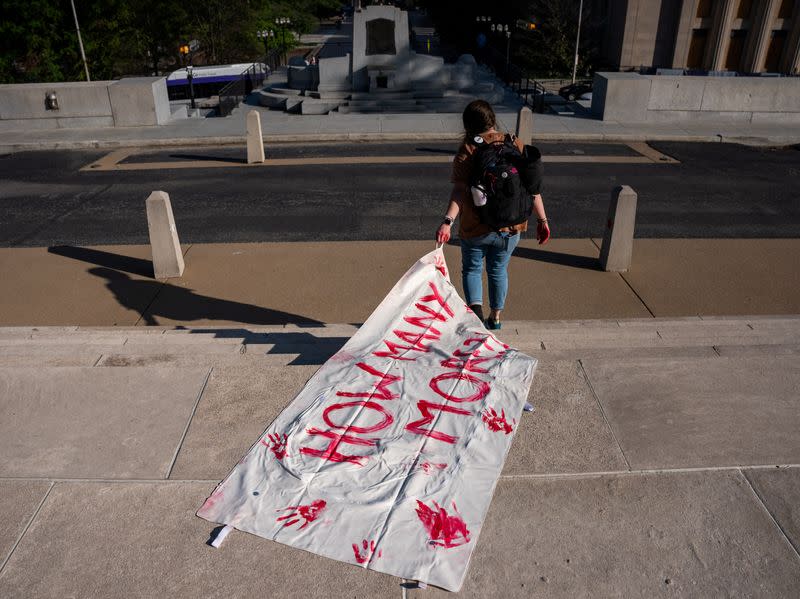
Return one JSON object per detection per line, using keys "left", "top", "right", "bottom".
{"left": 688, "top": 29, "right": 709, "bottom": 68}
{"left": 764, "top": 30, "right": 788, "bottom": 72}
{"left": 778, "top": 0, "right": 793, "bottom": 19}
{"left": 696, "top": 0, "right": 713, "bottom": 18}
{"left": 726, "top": 30, "right": 747, "bottom": 70}
{"left": 736, "top": 0, "right": 754, "bottom": 19}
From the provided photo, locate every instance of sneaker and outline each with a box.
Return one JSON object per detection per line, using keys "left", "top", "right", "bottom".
{"left": 485, "top": 318, "right": 502, "bottom": 330}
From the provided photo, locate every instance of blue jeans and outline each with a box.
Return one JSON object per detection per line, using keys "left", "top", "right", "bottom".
{"left": 460, "top": 232, "right": 520, "bottom": 311}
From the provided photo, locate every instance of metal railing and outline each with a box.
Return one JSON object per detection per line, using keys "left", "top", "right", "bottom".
{"left": 217, "top": 61, "right": 271, "bottom": 117}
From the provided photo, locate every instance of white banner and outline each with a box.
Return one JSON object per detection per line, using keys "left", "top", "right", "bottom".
{"left": 198, "top": 247, "right": 537, "bottom": 591}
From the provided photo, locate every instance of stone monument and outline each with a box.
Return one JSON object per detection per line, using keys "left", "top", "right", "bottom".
{"left": 260, "top": 5, "right": 514, "bottom": 114}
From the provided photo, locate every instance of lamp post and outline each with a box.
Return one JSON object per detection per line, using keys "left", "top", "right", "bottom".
{"left": 257, "top": 29, "right": 275, "bottom": 56}
{"left": 490, "top": 23, "right": 512, "bottom": 74}
{"left": 186, "top": 64, "right": 196, "bottom": 110}
{"left": 572, "top": 0, "right": 584, "bottom": 84}
{"left": 475, "top": 16, "right": 492, "bottom": 64}
{"left": 69, "top": 0, "right": 91, "bottom": 81}
{"left": 275, "top": 17, "right": 292, "bottom": 63}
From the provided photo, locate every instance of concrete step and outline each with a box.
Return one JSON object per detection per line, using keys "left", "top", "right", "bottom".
{"left": 0, "top": 317, "right": 797, "bottom": 368}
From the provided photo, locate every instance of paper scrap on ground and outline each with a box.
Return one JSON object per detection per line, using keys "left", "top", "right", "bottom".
{"left": 198, "top": 247, "right": 537, "bottom": 591}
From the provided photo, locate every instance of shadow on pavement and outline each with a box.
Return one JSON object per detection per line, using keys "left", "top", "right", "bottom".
{"left": 88, "top": 267, "right": 324, "bottom": 326}
{"left": 168, "top": 153, "right": 246, "bottom": 164}
{"left": 186, "top": 328, "right": 350, "bottom": 365}
{"left": 513, "top": 246, "right": 603, "bottom": 271}
{"left": 48, "top": 245, "right": 155, "bottom": 278}
{"left": 446, "top": 239, "right": 601, "bottom": 271}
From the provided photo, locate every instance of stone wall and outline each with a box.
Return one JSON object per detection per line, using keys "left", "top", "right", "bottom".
{"left": 0, "top": 77, "right": 171, "bottom": 131}
{"left": 591, "top": 72, "right": 800, "bottom": 123}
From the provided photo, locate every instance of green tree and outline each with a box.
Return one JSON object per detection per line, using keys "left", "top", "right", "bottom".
{"left": 0, "top": 0, "right": 78, "bottom": 82}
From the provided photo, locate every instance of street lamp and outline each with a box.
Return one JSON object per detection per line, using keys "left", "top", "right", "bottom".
{"left": 489, "top": 23, "right": 512, "bottom": 71}
{"left": 257, "top": 29, "right": 275, "bottom": 55}
{"left": 275, "top": 17, "right": 292, "bottom": 60}
{"left": 186, "top": 64, "right": 196, "bottom": 110}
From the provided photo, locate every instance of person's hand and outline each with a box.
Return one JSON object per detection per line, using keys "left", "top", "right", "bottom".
{"left": 536, "top": 219, "right": 550, "bottom": 245}
{"left": 436, "top": 223, "right": 451, "bottom": 244}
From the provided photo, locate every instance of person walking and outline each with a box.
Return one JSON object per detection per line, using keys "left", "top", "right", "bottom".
{"left": 436, "top": 100, "right": 550, "bottom": 330}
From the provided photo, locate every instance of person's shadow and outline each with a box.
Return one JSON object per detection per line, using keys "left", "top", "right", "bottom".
{"left": 88, "top": 267, "right": 323, "bottom": 326}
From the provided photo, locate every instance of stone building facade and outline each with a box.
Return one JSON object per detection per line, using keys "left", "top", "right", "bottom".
{"left": 599, "top": 0, "right": 800, "bottom": 74}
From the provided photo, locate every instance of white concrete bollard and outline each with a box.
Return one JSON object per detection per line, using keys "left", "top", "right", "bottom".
{"left": 146, "top": 191, "right": 185, "bottom": 279}
{"left": 599, "top": 185, "right": 638, "bottom": 272}
{"left": 246, "top": 110, "right": 265, "bottom": 164}
{"left": 515, "top": 106, "right": 533, "bottom": 144}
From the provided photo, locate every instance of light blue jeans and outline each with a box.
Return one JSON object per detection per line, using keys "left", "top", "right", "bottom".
{"left": 460, "top": 231, "right": 520, "bottom": 311}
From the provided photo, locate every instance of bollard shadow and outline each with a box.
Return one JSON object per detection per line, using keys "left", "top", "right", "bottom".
{"left": 415, "top": 147, "right": 456, "bottom": 155}
{"left": 167, "top": 153, "right": 247, "bottom": 164}
{"left": 87, "top": 267, "right": 324, "bottom": 326}
{"left": 48, "top": 245, "right": 155, "bottom": 278}
{"left": 513, "top": 246, "right": 603, "bottom": 271}
{"left": 186, "top": 328, "right": 350, "bottom": 365}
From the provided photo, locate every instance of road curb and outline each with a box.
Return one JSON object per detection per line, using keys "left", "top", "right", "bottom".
{"left": 1, "top": 131, "right": 797, "bottom": 153}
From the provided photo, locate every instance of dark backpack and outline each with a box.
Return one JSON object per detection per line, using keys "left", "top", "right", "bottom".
{"left": 469, "top": 134, "right": 538, "bottom": 229}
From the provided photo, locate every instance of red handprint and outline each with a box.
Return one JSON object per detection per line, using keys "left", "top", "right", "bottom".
{"left": 276, "top": 499, "right": 326, "bottom": 530}
{"left": 352, "top": 539, "right": 382, "bottom": 564}
{"left": 481, "top": 407, "right": 515, "bottom": 434}
{"left": 433, "top": 252, "right": 449, "bottom": 278}
{"left": 261, "top": 432, "right": 288, "bottom": 460}
{"left": 415, "top": 500, "right": 471, "bottom": 548}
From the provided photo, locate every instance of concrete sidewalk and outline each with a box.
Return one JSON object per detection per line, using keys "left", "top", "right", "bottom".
{"left": 2, "top": 106, "right": 800, "bottom": 153}
{"left": 1, "top": 239, "right": 799, "bottom": 327}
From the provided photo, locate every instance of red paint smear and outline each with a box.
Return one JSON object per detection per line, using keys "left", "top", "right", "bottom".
{"left": 419, "top": 281, "right": 454, "bottom": 317}
{"left": 336, "top": 361, "right": 402, "bottom": 401}
{"left": 261, "top": 432, "right": 288, "bottom": 460}
{"left": 300, "top": 427, "right": 376, "bottom": 466}
{"left": 276, "top": 499, "right": 327, "bottom": 530}
{"left": 429, "top": 371, "right": 491, "bottom": 403}
{"left": 419, "top": 461, "right": 447, "bottom": 475}
{"left": 405, "top": 399, "right": 470, "bottom": 444}
{"left": 323, "top": 400, "right": 394, "bottom": 434}
{"left": 482, "top": 407, "right": 515, "bottom": 434}
{"left": 415, "top": 500, "right": 471, "bottom": 548}
{"left": 352, "top": 538, "right": 382, "bottom": 564}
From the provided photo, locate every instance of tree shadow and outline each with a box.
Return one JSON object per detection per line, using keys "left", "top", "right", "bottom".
{"left": 513, "top": 246, "right": 603, "bottom": 271}
{"left": 87, "top": 267, "right": 324, "bottom": 326}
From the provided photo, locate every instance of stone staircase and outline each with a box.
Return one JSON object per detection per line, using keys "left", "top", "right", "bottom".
{"left": 2, "top": 316, "right": 797, "bottom": 368}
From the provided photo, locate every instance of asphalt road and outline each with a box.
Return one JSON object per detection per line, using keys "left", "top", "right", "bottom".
{"left": 0, "top": 141, "right": 798, "bottom": 247}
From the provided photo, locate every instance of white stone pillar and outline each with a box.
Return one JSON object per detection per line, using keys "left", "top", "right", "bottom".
{"left": 744, "top": 0, "right": 781, "bottom": 72}
{"left": 782, "top": 0, "right": 800, "bottom": 74}
{"left": 672, "top": 0, "right": 700, "bottom": 68}
{"left": 707, "top": 0, "right": 736, "bottom": 70}
{"left": 246, "top": 110, "right": 265, "bottom": 164}
{"left": 599, "top": 185, "right": 638, "bottom": 273}
{"left": 146, "top": 191, "right": 185, "bottom": 279}
{"left": 515, "top": 107, "right": 533, "bottom": 145}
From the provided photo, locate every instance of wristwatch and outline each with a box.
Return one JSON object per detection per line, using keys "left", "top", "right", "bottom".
{"left": 442, "top": 216, "right": 455, "bottom": 226}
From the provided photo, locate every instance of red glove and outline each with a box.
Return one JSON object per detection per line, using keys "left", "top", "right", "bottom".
{"left": 536, "top": 219, "right": 550, "bottom": 245}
